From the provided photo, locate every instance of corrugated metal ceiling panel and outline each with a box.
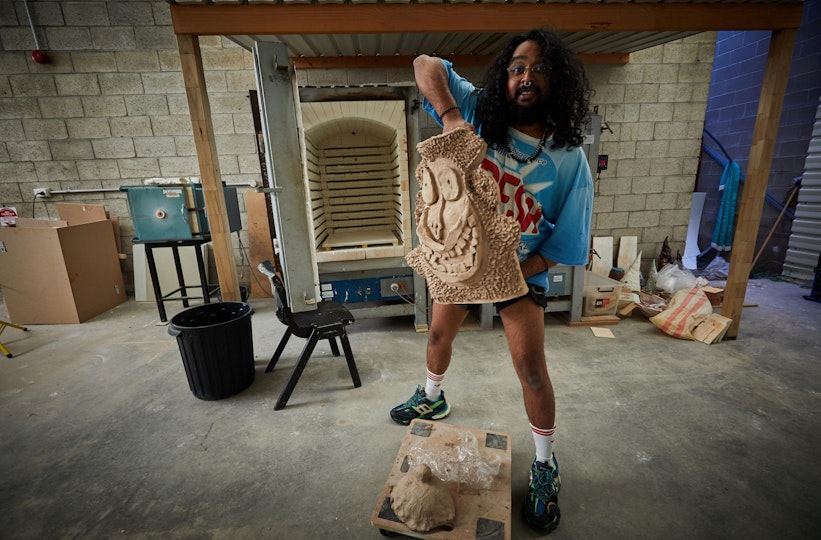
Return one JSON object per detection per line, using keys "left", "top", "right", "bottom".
{"left": 185, "top": 0, "right": 804, "bottom": 61}
{"left": 231, "top": 30, "right": 699, "bottom": 58}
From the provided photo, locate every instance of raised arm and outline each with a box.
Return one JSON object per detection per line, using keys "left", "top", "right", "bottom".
{"left": 413, "top": 55, "right": 475, "bottom": 134}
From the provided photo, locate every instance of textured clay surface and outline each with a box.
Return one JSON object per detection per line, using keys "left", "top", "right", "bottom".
{"left": 390, "top": 464, "right": 456, "bottom": 532}
{"left": 406, "top": 128, "right": 528, "bottom": 303}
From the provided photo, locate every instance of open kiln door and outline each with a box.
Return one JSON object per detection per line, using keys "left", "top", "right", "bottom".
{"left": 252, "top": 41, "right": 320, "bottom": 313}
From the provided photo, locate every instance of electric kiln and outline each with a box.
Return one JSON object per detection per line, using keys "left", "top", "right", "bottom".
{"left": 252, "top": 42, "right": 600, "bottom": 329}
{"left": 253, "top": 42, "right": 427, "bottom": 328}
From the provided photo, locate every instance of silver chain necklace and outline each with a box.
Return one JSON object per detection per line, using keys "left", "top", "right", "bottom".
{"left": 506, "top": 128, "right": 549, "bottom": 164}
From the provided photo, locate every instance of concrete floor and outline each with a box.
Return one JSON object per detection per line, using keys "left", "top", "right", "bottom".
{"left": 1, "top": 278, "right": 820, "bottom": 539}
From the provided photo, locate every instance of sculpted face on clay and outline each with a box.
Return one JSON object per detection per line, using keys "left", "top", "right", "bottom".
{"left": 417, "top": 158, "right": 484, "bottom": 285}
{"left": 406, "top": 127, "right": 529, "bottom": 304}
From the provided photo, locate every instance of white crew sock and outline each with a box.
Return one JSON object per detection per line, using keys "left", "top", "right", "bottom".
{"left": 424, "top": 369, "right": 444, "bottom": 398}
{"left": 531, "top": 423, "right": 556, "bottom": 465}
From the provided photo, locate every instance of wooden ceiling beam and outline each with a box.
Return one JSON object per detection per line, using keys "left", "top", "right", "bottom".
{"left": 291, "top": 53, "right": 629, "bottom": 70}
{"left": 170, "top": 3, "right": 804, "bottom": 36}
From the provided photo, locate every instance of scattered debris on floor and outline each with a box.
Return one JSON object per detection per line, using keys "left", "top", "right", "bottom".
{"left": 586, "top": 236, "right": 734, "bottom": 343}
{"left": 591, "top": 327, "right": 615, "bottom": 339}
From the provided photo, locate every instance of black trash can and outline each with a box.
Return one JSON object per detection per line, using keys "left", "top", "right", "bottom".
{"left": 168, "top": 302, "right": 255, "bottom": 400}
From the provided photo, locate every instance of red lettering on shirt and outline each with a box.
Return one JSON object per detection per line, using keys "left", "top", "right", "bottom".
{"left": 481, "top": 158, "right": 543, "bottom": 234}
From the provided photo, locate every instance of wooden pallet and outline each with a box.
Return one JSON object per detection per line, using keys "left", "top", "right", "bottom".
{"left": 371, "top": 420, "right": 512, "bottom": 539}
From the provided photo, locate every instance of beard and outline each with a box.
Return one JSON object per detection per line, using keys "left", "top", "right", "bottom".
{"left": 508, "top": 90, "right": 550, "bottom": 125}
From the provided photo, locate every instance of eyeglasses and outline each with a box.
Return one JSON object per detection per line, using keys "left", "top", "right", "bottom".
{"left": 506, "top": 64, "right": 550, "bottom": 79}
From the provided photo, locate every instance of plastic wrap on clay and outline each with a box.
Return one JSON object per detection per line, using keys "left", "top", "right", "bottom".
{"left": 407, "top": 430, "right": 502, "bottom": 491}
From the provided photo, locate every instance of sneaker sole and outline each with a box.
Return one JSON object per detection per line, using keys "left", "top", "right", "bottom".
{"left": 522, "top": 503, "right": 561, "bottom": 532}
{"left": 429, "top": 403, "right": 450, "bottom": 421}
{"left": 389, "top": 403, "right": 451, "bottom": 425}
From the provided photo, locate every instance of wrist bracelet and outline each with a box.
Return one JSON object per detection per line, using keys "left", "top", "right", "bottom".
{"left": 536, "top": 253, "right": 550, "bottom": 270}
{"left": 439, "top": 105, "right": 460, "bottom": 120}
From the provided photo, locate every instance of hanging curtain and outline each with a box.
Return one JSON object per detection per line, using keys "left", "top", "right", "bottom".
{"left": 711, "top": 160, "right": 741, "bottom": 253}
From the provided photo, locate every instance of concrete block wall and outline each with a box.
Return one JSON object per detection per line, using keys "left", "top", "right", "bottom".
{"left": 580, "top": 33, "right": 716, "bottom": 271}
{"left": 1, "top": 0, "right": 716, "bottom": 296}
{"left": 0, "top": 1, "right": 259, "bottom": 291}
{"left": 697, "top": 0, "right": 821, "bottom": 276}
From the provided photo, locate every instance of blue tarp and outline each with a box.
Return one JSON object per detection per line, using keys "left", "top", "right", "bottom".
{"left": 711, "top": 160, "right": 741, "bottom": 253}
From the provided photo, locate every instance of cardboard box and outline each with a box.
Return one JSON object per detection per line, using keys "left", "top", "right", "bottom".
{"left": 0, "top": 205, "right": 125, "bottom": 324}
{"left": 583, "top": 271, "right": 622, "bottom": 316}
{"left": 55, "top": 202, "right": 124, "bottom": 256}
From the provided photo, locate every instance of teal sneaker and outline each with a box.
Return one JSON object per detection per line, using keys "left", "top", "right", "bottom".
{"left": 389, "top": 385, "right": 450, "bottom": 425}
{"left": 522, "top": 454, "right": 561, "bottom": 531}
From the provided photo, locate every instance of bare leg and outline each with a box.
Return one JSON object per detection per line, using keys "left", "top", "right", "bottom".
{"left": 426, "top": 302, "right": 470, "bottom": 376}
{"left": 389, "top": 301, "right": 469, "bottom": 424}
{"left": 499, "top": 297, "right": 555, "bottom": 429}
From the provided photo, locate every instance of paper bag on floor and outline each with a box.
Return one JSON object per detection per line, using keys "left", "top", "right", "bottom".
{"left": 649, "top": 287, "right": 712, "bottom": 340}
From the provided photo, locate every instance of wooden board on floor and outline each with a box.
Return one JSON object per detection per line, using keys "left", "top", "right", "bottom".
{"left": 617, "top": 236, "right": 637, "bottom": 272}
{"left": 371, "top": 419, "right": 512, "bottom": 539}
{"left": 692, "top": 313, "right": 733, "bottom": 344}
{"left": 555, "top": 313, "right": 621, "bottom": 326}
{"left": 591, "top": 236, "right": 613, "bottom": 277}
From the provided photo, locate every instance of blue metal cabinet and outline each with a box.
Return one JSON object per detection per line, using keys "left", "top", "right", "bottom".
{"left": 122, "top": 185, "right": 241, "bottom": 242}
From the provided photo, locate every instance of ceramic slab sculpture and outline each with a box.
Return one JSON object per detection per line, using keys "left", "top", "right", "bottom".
{"left": 390, "top": 464, "right": 456, "bottom": 532}
{"left": 622, "top": 251, "right": 642, "bottom": 292}
{"left": 406, "top": 128, "right": 528, "bottom": 303}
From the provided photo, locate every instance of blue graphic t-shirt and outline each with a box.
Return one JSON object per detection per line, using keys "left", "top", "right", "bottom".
{"left": 422, "top": 59, "right": 593, "bottom": 290}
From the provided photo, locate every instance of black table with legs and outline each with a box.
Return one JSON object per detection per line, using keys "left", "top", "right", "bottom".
{"left": 134, "top": 236, "right": 219, "bottom": 323}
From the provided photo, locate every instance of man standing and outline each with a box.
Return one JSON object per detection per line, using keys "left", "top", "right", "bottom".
{"left": 390, "top": 29, "right": 593, "bottom": 532}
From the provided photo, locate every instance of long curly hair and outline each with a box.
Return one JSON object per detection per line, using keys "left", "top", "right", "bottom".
{"left": 476, "top": 29, "right": 591, "bottom": 151}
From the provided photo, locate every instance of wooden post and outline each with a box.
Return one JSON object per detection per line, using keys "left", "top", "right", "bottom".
{"left": 722, "top": 28, "right": 797, "bottom": 338}
{"left": 176, "top": 34, "right": 240, "bottom": 302}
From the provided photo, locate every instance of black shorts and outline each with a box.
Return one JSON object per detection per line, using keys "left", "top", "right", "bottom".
{"left": 457, "top": 283, "right": 548, "bottom": 314}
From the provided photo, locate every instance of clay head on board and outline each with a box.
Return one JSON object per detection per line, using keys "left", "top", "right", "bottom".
{"left": 390, "top": 463, "right": 456, "bottom": 532}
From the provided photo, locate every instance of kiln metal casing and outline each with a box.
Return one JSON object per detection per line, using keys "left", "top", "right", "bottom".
{"left": 122, "top": 185, "right": 241, "bottom": 242}
{"left": 253, "top": 42, "right": 426, "bottom": 325}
